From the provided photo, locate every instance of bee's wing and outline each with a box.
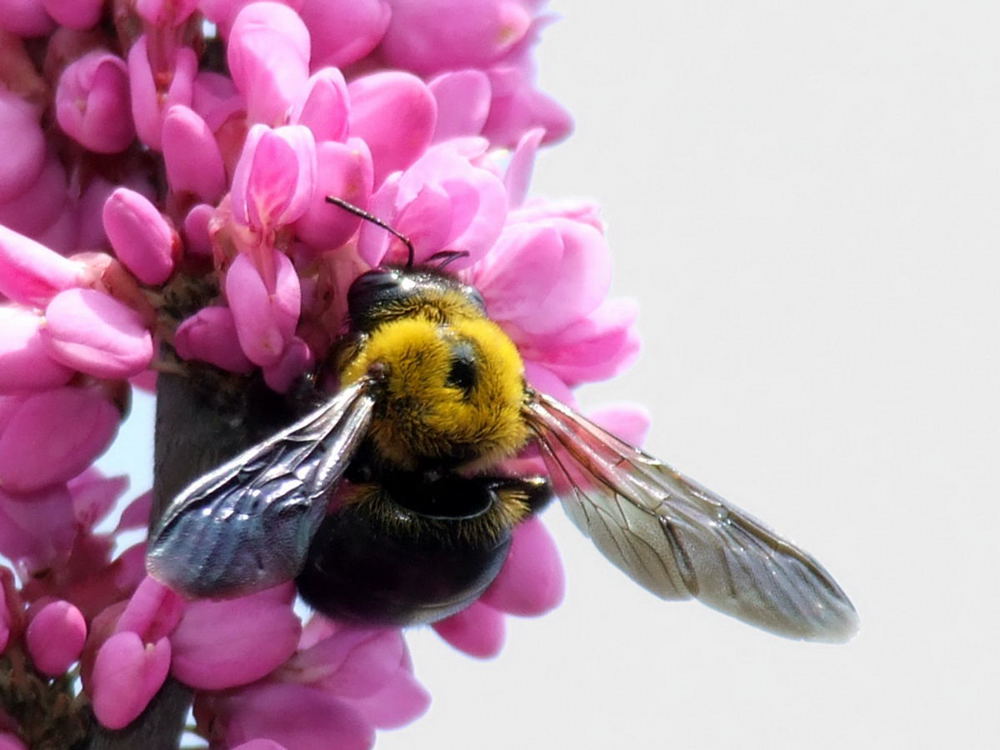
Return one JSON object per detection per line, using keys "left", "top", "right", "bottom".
{"left": 523, "top": 392, "right": 858, "bottom": 642}
{"left": 146, "top": 379, "right": 376, "bottom": 599}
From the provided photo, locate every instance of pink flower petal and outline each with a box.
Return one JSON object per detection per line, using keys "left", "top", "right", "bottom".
{"left": 228, "top": 1, "right": 310, "bottom": 125}
{"left": 0, "top": 733, "right": 26, "bottom": 750}
{"left": 231, "top": 741, "right": 288, "bottom": 750}
{"left": 26, "top": 599, "right": 87, "bottom": 676}
{"left": 432, "top": 600, "right": 505, "bottom": 659}
{"left": 482, "top": 516, "right": 564, "bottom": 616}
{"left": 0, "top": 91, "right": 45, "bottom": 202}
{"left": 291, "top": 67, "right": 350, "bottom": 143}
{"left": 344, "top": 666, "right": 430, "bottom": 730}
{"left": 69, "top": 470, "right": 128, "bottom": 529}
{"left": 482, "top": 71, "right": 573, "bottom": 148}
{"left": 127, "top": 37, "right": 197, "bottom": 150}
{"left": 116, "top": 576, "right": 185, "bottom": 643}
{"left": 231, "top": 124, "right": 318, "bottom": 232}
{"left": 348, "top": 72, "right": 436, "bottom": 187}
{"left": 522, "top": 361, "right": 574, "bottom": 404}
{"left": 225, "top": 251, "right": 301, "bottom": 368}
{"left": 285, "top": 627, "right": 403, "bottom": 699}
{"left": 263, "top": 336, "right": 314, "bottom": 393}
{"left": 41, "top": 288, "right": 154, "bottom": 378}
{"left": 102, "top": 188, "right": 178, "bottom": 285}
{"left": 0, "top": 156, "right": 69, "bottom": 239}
{"left": 91, "top": 632, "right": 171, "bottom": 729}
{"left": 294, "top": 138, "right": 373, "bottom": 252}
{"left": 0, "top": 306, "right": 74, "bottom": 393}
{"left": 115, "top": 491, "right": 151, "bottom": 532}
{"left": 0, "top": 387, "right": 119, "bottom": 493}
{"left": 174, "top": 306, "right": 255, "bottom": 374}
{"left": 0, "top": 224, "right": 82, "bottom": 306}
{"left": 588, "top": 403, "right": 652, "bottom": 448}
{"left": 55, "top": 50, "right": 134, "bottom": 153}
{"left": 182, "top": 203, "right": 215, "bottom": 257}
{"left": 429, "top": 69, "right": 492, "bottom": 141}
{"left": 171, "top": 583, "right": 300, "bottom": 690}
{"left": 301, "top": 0, "right": 390, "bottom": 68}
{"left": 134, "top": 0, "right": 198, "bottom": 26}
{"left": 503, "top": 127, "right": 545, "bottom": 208}
{"left": 162, "top": 105, "right": 227, "bottom": 202}
{"left": 208, "top": 682, "right": 374, "bottom": 750}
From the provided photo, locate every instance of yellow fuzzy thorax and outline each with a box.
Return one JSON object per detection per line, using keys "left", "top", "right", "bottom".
{"left": 340, "top": 308, "right": 530, "bottom": 471}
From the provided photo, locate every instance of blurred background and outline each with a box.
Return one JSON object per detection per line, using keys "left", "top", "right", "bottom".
{"left": 101, "top": 2, "right": 1000, "bottom": 748}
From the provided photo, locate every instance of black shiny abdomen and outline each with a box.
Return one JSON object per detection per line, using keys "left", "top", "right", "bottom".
{"left": 295, "top": 475, "right": 517, "bottom": 626}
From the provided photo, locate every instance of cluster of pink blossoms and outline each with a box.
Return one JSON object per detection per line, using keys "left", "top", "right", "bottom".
{"left": 0, "top": 1, "right": 644, "bottom": 748}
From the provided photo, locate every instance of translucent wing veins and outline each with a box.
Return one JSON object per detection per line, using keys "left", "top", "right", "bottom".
{"left": 523, "top": 391, "right": 858, "bottom": 643}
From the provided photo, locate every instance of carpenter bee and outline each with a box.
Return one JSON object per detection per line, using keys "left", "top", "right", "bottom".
{"left": 146, "top": 202, "right": 858, "bottom": 642}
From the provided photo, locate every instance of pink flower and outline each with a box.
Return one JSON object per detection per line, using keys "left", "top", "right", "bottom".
{"left": 25, "top": 599, "right": 87, "bottom": 676}
{"left": 300, "top": 0, "right": 390, "bottom": 68}
{"left": 162, "top": 105, "right": 227, "bottom": 202}
{"left": 102, "top": 188, "right": 179, "bottom": 285}
{"left": 55, "top": 50, "right": 134, "bottom": 153}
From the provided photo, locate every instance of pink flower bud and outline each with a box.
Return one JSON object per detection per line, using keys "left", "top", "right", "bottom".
{"left": 429, "top": 69, "right": 492, "bottom": 142}
{"left": 171, "top": 583, "right": 300, "bottom": 690}
{"left": 0, "top": 91, "right": 46, "bottom": 203}
{"left": 0, "top": 226, "right": 81, "bottom": 306}
{"left": 228, "top": 1, "right": 310, "bottom": 125}
{"left": 0, "top": 306, "right": 74, "bottom": 393}
{"left": 225, "top": 250, "right": 301, "bottom": 367}
{"left": 300, "top": 0, "right": 390, "bottom": 68}
{"left": 91, "top": 631, "right": 171, "bottom": 729}
{"left": 174, "top": 306, "right": 255, "bottom": 374}
{"left": 0, "top": 387, "right": 119, "bottom": 493}
{"left": 432, "top": 600, "right": 505, "bottom": 659}
{"left": 41, "top": 288, "right": 154, "bottom": 379}
{"left": 348, "top": 72, "right": 436, "bottom": 186}
{"left": 182, "top": 203, "right": 215, "bottom": 257}
{"left": 26, "top": 599, "right": 87, "bottom": 676}
{"left": 294, "top": 138, "right": 373, "bottom": 252}
{"left": 0, "top": 0, "right": 54, "bottom": 37}
{"left": 102, "top": 188, "right": 178, "bottom": 285}
{"left": 115, "top": 576, "right": 185, "bottom": 642}
{"left": 55, "top": 50, "right": 133, "bottom": 153}
{"left": 162, "top": 105, "right": 226, "bottom": 202}
{"left": 481, "top": 516, "right": 564, "bottom": 616}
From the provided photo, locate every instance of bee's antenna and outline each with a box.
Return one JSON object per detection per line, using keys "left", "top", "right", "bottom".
{"left": 325, "top": 196, "right": 415, "bottom": 269}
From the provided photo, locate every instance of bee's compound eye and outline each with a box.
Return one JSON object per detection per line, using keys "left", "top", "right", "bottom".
{"left": 446, "top": 340, "right": 477, "bottom": 394}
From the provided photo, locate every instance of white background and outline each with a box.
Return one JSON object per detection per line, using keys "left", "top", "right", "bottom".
{"left": 102, "top": 2, "right": 1000, "bottom": 748}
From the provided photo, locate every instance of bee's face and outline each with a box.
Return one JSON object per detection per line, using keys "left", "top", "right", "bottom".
{"left": 340, "top": 315, "right": 530, "bottom": 470}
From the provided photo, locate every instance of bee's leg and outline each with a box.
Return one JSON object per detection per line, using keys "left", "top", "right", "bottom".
{"left": 487, "top": 475, "right": 554, "bottom": 515}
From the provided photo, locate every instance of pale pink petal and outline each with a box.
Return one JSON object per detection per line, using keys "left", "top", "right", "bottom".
{"left": 128, "top": 38, "right": 197, "bottom": 150}
{"left": 291, "top": 67, "right": 350, "bottom": 143}
{"left": 0, "top": 485, "right": 75, "bottom": 568}
{"left": 474, "top": 222, "right": 562, "bottom": 324}
{"left": 522, "top": 361, "right": 574, "bottom": 404}
{"left": 210, "top": 682, "right": 373, "bottom": 750}
{"left": 227, "top": 1, "right": 310, "bottom": 125}
{"left": 301, "top": 0, "right": 390, "bottom": 68}
{"left": 26, "top": 599, "right": 87, "bottom": 676}
{"left": 431, "top": 600, "right": 505, "bottom": 659}
{"left": 589, "top": 403, "right": 652, "bottom": 447}
{"left": 0, "top": 91, "right": 45, "bottom": 202}
{"left": 230, "top": 124, "right": 317, "bottom": 231}
{"left": 191, "top": 70, "right": 243, "bottom": 133}
{"left": 287, "top": 627, "right": 403, "bottom": 699}
{"left": 348, "top": 72, "right": 436, "bottom": 186}
{"left": 429, "top": 69, "right": 491, "bottom": 141}
{"left": 162, "top": 105, "right": 227, "bottom": 202}
{"left": 174, "top": 306, "right": 255, "bottom": 374}
{"left": 115, "top": 491, "right": 152, "bottom": 532}
{"left": 0, "top": 387, "right": 119, "bottom": 493}
{"left": 102, "top": 188, "right": 178, "bottom": 285}
{"left": 32, "top": 207, "right": 77, "bottom": 254}
{"left": 41, "top": 0, "right": 102, "bottom": 28}
{"left": 91, "top": 632, "right": 171, "bottom": 729}
{"left": 0, "top": 224, "right": 82, "bottom": 306}
{"left": 55, "top": 50, "right": 134, "bottom": 153}
{"left": 344, "top": 666, "right": 430, "bottom": 730}
{"left": 482, "top": 72, "right": 573, "bottom": 148}
{"left": 294, "top": 138, "right": 373, "bottom": 252}
{"left": 0, "top": 306, "right": 74, "bottom": 393}
{"left": 69, "top": 470, "right": 128, "bottom": 529}
{"left": 509, "top": 196, "right": 604, "bottom": 230}
{"left": 482, "top": 516, "right": 564, "bottom": 616}
{"left": 503, "top": 127, "right": 545, "bottom": 208}
{"left": 41, "top": 288, "right": 154, "bottom": 378}
{"left": 263, "top": 336, "right": 313, "bottom": 393}
{"left": 379, "top": 0, "right": 530, "bottom": 75}
{"left": 115, "top": 576, "right": 185, "bottom": 643}
{"left": 171, "top": 583, "right": 300, "bottom": 690}
{"left": 225, "top": 250, "right": 301, "bottom": 367}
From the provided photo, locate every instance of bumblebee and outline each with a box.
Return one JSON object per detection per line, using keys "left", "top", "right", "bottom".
{"left": 147, "top": 220, "right": 858, "bottom": 641}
